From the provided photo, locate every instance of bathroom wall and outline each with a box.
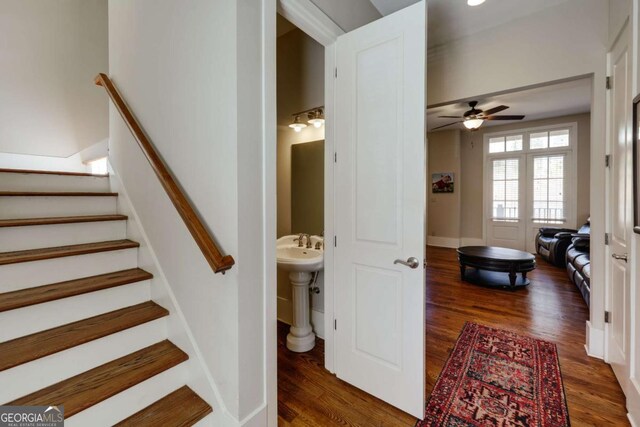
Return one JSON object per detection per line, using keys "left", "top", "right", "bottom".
{"left": 276, "top": 19, "right": 325, "bottom": 336}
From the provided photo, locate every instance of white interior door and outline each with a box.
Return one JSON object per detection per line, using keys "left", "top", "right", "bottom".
{"left": 486, "top": 156, "right": 526, "bottom": 250}
{"left": 606, "top": 24, "right": 632, "bottom": 394}
{"left": 334, "top": 1, "right": 426, "bottom": 418}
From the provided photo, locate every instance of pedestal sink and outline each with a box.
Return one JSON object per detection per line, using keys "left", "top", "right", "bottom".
{"left": 277, "top": 235, "right": 324, "bottom": 352}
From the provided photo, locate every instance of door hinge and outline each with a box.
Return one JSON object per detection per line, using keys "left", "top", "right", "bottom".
{"left": 335, "top": 67, "right": 338, "bottom": 78}
{"left": 334, "top": 319, "right": 337, "bottom": 330}
{"left": 334, "top": 236, "right": 337, "bottom": 247}
{"left": 334, "top": 152, "right": 337, "bottom": 163}
{"left": 605, "top": 233, "right": 610, "bottom": 245}
{"left": 605, "top": 154, "right": 611, "bottom": 168}
{"left": 605, "top": 311, "right": 611, "bottom": 323}
{"left": 606, "top": 76, "right": 612, "bottom": 90}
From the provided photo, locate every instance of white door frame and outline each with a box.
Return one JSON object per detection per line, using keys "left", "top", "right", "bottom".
{"left": 264, "top": 2, "right": 343, "bottom": 426}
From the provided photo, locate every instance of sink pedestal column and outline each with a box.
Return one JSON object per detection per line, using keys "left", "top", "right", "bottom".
{"left": 286, "top": 271, "right": 316, "bottom": 352}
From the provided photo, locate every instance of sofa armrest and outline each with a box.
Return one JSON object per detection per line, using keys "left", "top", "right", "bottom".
{"left": 538, "top": 227, "right": 576, "bottom": 237}
{"left": 553, "top": 232, "right": 574, "bottom": 239}
{"left": 571, "top": 235, "right": 590, "bottom": 251}
{"left": 571, "top": 233, "right": 590, "bottom": 239}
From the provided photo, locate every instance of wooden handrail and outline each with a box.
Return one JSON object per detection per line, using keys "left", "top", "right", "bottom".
{"left": 95, "top": 73, "right": 235, "bottom": 274}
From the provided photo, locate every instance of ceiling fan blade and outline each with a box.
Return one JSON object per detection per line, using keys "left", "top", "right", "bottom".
{"left": 431, "top": 121, "right": 463, "bottom": 130}
{"left": 480, "top": 105, "right": 509, "bottom": 116}
{"left": 438, "top": 115, "right": 463, "bottom": 119}
{"left": 485, "top": 115, "right": 525, "bottom": 121}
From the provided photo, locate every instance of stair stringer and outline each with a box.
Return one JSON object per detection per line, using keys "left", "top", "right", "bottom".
{"left": 107, "top": 164, "right": 238, "bottom": 426}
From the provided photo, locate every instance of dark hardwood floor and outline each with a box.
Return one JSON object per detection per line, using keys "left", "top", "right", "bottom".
{"left": 277, "top": 246, "right": 629, "bottom": 426}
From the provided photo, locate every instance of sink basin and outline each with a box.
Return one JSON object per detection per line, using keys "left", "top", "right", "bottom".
{"left": 277, "top": 235, "right": 324, "bottom": 272}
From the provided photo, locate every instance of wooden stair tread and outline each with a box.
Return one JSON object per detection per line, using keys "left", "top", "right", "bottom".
{"left": 0, "top": 168, "right": 108, "bottom": 177}
{"left": 0, "top": 191, "right": 117, "bottom": 197}
{"left": 0, "top": 239, "right": 139, "bottom": 265}
{"left": 7, "top": 340, "right": 188, "bottom": 417}
{"left": 0, "top": 268, "right": 153, "bottom": 313}
{"left": 115, "top": 386, "right": 212, "bottom": 427}
{"left": 0, "top": 302, "right": 169, "bottom": 371}
{"left": 0, "top": 215, "right": 128, "bottom": 228}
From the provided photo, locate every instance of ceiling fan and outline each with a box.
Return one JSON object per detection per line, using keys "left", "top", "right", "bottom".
{"left": 434, "top": 101, "right": 525, "bottom": 131}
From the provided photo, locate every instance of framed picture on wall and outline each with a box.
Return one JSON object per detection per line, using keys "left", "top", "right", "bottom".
{"left": 633, "top": 94, "right": 640, "bottom": 234}
{"left": 432, "top": 172, "right": 454, "bottom": 193}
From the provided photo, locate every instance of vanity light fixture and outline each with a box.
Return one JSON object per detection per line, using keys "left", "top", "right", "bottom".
{"left": 307, "top": 109, "right": 325, "bottom": 128}
{"left": 467, "top": 0, "right": 486, "bottom": 5}
{"left": 289, "top": 115, "right": 307, "bottom": 133}
{"left": 289, "top": 106, "right": 325, "bottom": 132}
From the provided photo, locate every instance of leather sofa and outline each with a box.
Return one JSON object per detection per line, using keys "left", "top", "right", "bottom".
{"left": 535, "top": 227, "right": 578, "bottom": 267}
{"left": 566, "top": 222, "right": 591, "bottom": 307}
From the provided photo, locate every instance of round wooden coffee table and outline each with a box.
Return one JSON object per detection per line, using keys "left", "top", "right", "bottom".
{"left": 457, "top": 246, "right": 536, "bottom": 288}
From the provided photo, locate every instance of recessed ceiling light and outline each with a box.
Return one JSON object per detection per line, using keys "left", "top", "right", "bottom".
{"left": 468, "top": 0, "right": 486, "bottom": 6}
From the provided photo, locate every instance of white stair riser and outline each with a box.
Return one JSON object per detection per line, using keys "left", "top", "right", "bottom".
{"left": 0, "top": 221, "right": 127, "bottom": 252}
{"left": 0, "top": 318, "right": 166, "bottom": 403}
{"left": 193, "top": 414, "right": 214, "bottom": 426}
{"left": 0, "top": 281, "right": 151, "bottom": 342}
{"left": 0, "top": 248, "right": 138, "bottom": 292}
{"left": 0, "top": 173, "right": 110, "bottom": 192}
{"left": 0, "top": 196, "right": 117, "bottom": 219}
{"left": 67, "top": 363, "right": 187, "bottom": 427}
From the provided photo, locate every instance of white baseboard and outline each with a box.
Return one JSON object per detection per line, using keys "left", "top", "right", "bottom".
{"left": 460, "top": 237, "right": 485, "bottom": 246}
{"left": 427, "top": 236, "right": 460, "bottom": 248}
{"left": 585, "top": 320, "right": 604, "bottom": 359}
{"left": 277, "top": 296, "right": 325, "bottom": 339}
{"left": 626, "top": 378, "right": 640, "bottom": 427}
{"left": 240, "top": 404, "right": 267, "bottom": 427}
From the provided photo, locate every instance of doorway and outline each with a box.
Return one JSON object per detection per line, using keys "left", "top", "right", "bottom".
{"left": 273, "top": 0, "right": 427, "bottom": 422}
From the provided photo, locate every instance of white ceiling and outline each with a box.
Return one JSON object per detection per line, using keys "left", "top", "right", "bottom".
{"left": 426, "top": 78, "right": 592, "bottom": 132}
{"left": 370, "top": 0, "right": 571, "bottom": 47}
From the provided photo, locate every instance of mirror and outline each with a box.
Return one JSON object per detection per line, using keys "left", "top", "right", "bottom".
{"left": 291, "top": 140, "right": 324, "bottom": 236}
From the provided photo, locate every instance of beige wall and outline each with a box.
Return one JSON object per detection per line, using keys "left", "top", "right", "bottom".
{"left": 277, "top": 28, "right": 325, "bottom": 237}
{"left": 427, "top": 130, "right": 461, "bottom": 240}
{"left": 457, "top": 113, "right": 591, "bottom": 239}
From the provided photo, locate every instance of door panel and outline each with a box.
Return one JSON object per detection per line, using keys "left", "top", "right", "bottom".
{"left": 334, "top": 1, "right": 426, "bottom": 418}
{"left": 486, "top": 157, "right": 526, "bottom": 250}
{"left": 606, "top": 24, "right": 631, "bottom": 394}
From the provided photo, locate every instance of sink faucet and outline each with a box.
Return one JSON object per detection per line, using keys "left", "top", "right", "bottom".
{"left": 303, "top": 234, "right": 312, "bottom": 249}
{"left": 294, "top": 233, "right": 305, "bottom": 247}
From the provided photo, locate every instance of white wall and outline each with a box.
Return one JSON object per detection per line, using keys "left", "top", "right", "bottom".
{"left": 0, "top": 140, "right": 108, "bottom": 173}
{"left": 0, "top": 0, "right": 108, "bottom": 158}
{"left": 426, "top": 0, "right": 609, "bottom": 352}
{"left": 108, "top": 0, "right": 267, "bottom": 424}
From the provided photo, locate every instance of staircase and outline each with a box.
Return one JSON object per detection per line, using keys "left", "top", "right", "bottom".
{"left": 0, "top": 168, "right": 213, "bottom": 426}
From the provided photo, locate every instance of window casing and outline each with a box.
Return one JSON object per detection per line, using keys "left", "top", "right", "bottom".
{"left": 484, "top": 123, "right": 577, "bottom": 226}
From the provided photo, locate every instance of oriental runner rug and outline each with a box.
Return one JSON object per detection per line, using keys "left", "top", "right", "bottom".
{"left": 419, "top": 322, "right": 570, "bottom": 427}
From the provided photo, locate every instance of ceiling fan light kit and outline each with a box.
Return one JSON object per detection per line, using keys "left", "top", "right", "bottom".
{"left": 463, "top": 118, "right": 484, "bottom": 130}
{"left": 435, "top": 101, "right": 525, "bottom": 131}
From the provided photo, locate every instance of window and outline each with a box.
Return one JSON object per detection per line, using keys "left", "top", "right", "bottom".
{"left": 530, "top": 129, "right": 570, "bottom": 150}
{"left": 492, "top": 158, "right": 519, "bottom": 220}
{"left": 533, "top": 155, "right": 565, "bottom": 223}
{"left": 489, "top": 135, "right": 523, "bottom": 153}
